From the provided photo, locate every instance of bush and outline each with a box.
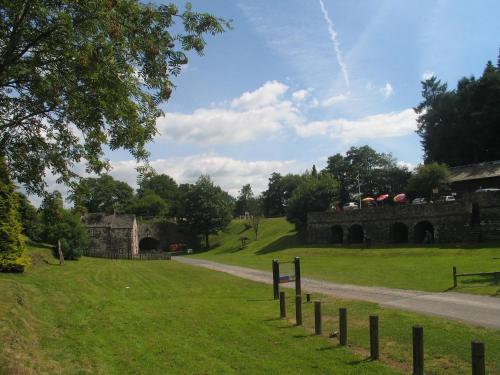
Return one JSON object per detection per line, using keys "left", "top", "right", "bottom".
{"left": 0, "top": 158, "right": 29, "bottom": 272}
{"left": 49, "top": 211, "right": 89, "bottom": 260}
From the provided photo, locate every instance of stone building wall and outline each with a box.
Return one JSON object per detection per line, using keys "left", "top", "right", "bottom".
{"left": 308, "top": 193, "right": 500, "bottom": 245}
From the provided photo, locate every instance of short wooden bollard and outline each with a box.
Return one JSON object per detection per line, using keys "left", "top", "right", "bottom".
{"left": 314, "top": 301, "right": 322, "bottom": 335}
{"left": 295, "top": 295, "right": 302, "bottom": 326}
{"left": 279, "top": 292, "right": 286, "bottom": 319}
{"left": 272, "top": 260, "right": 280, "bottom": 300}
{"left": 339, "top": 307, "right": 347, "bottom": 346}
{"left": 306, "top": 293, "right": 311, "bottom": 302}
{"left": 453, "top": 266, "right": 458, "bottom": 288}
{"left": 412, "top": 326, "right": 424, "bottom": 375}
{"left": 471, "top": 341, "right": 485, "bottom": 375}
{"left": 369, "top": 315, "right": 379, "bottom": 360}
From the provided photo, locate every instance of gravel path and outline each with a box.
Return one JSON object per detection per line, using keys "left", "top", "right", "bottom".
{"left": 174, "top": 257, "right": 500, "bottom": 329}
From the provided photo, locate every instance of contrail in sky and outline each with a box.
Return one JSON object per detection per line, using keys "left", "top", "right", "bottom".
{"left": 318, "top": 0, "right": 350, "bottom": 88}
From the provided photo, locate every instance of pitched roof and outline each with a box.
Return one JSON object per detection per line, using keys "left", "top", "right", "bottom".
{"left": 82, "top": 213, "right": 136, "bottom": 228}
{"left": 449, "top": 160, "right": 500, "bottom": 182}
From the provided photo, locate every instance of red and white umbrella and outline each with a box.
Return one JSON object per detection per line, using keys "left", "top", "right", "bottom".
{"left": 393, "top": 193, "right": 407, "bottom": 203}
{"left": 376, "top": 194, "right": 389, "bottom": 201}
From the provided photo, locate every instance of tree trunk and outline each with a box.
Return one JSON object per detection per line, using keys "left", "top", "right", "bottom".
{"left": 205, "top": 233, "right": 209, "bottom": 249}
{"left": 57, "top": 239, "right": 65, "bottom": 266}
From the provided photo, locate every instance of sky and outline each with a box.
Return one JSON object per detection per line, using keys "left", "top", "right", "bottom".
{"left": 36, "top": 0, "right": 500, "bottom": 204}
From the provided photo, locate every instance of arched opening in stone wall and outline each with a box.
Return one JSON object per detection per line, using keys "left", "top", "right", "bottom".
{"left": 414, "top": 221, "right": 434, "bottom": 244}
{"left": 391, "top": 222, "right": 408, "bottom": 243}
{"left": 330, "top": 225, "right": 343, "bottom": 244}
{"left": 348, "top": 224, "right": 364, "bottom": 244}
{"left": 139, "top": 237, "right": 160, "bottom": 252}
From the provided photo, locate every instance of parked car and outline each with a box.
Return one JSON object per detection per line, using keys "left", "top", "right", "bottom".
{"left": 412, "top": 197, "right": 427, "bottom": 205}
{"left": 443, "top": 195, "right": 456, "bottom": 202}
{"left": 343, "top": 202, "right": 359, "bottom": 210}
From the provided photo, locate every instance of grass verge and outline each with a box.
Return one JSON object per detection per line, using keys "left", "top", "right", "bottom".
{"left": 194, "top": 218, "right": 500, "bottom": 295}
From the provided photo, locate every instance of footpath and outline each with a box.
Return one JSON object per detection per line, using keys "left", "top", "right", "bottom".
{"left": 175, "top": 257, "right": 500, "bottom": 329}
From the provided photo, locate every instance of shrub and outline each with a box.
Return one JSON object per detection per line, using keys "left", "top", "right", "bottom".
{"left": 49, "top": 211, "right": 89, "bottom": 260}
{"left": 0, "top": 158, "right": 29, "bottom": 272}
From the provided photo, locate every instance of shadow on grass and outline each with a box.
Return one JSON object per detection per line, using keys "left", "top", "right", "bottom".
{"left": 347, "top": 357, "right": 373, "bottom": 365}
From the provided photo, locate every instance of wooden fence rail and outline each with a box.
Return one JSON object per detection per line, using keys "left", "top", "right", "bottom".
{"left": 83, "top": 249, "right": 175, "bottom": 260}
{"left": 453, "top": 266, "right": 500, "bottom": 287}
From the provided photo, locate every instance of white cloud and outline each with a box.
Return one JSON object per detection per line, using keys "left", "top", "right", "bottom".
{"left": 110, "top": 155, "right": 300, "bottom": 197}
{"left": 292, "top": 89, "right": 310, "bottom": 102}
{"left": 380, "top": 82, "right": 394, "bottom": 98}
{"left": 230, "top": 80, "right": 288, "bottom": 109}
{"left": 294, "top": 108, "right": 417, "bottom": 143}
{"left": 421, "top": 71, "right": 435, "bottom": 80}
{"left": 321, "top": 93, "right": 348, "bottom": 107}
{"left": 318, "top": 0, "right": 350, "bottom": 88}
{"left": 397, "top": 161, "right": 417, "bottom": 171}
{"left": 156, "top": 81, "right": 301, "bottom": 145}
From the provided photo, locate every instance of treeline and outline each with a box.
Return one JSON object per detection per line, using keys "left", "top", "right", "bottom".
{"left": 416, "top": 56, "right": 500, "bottom": 166}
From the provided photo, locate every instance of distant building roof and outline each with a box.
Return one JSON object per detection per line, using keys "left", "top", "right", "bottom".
{"left": 82, "top": 213, "right": 136, "bottom": 229}
{"left": 449, "top": 160, "right": 500, "bottom": 183}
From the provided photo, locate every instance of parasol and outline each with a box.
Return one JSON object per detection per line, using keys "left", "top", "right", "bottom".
{"left": 376, "top": 194, "right": 389, "bottom": 201}
{"left": 393, "top": 193, "right": 407, "bottom": 203}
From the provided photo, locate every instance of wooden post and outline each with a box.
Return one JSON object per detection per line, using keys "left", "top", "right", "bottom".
{"left": 279, "top": 291, "right": 286, "bottom": 319}
{"left": 453, "top": 266, "right": 458, "bottom": 288}
{"left": 314, "top": 301, "right": 322, "bottom": 335}
{"left": 294, "top": 257, "right": 301, "bottom": 296}
{"left": 339, "top": 307, "right": 347, "bottom": 346}
{"left": 295, "top": 295, "right": 302, "bottom": 326}
{"left": 272, "top": 260, "right": 280, "bottom": 300}
{"left": 57, "top": 240, "right": 65, "bottom": 266}
{"left": 369, "top": 315, "right": 379, "bottom": 360}
{"left": 412, "top": 326, "right": 424, "bottom": 375}
{"left": 471, "top": 341, "right": 485, "bottom": 375}
{"left": 306, "top": 293, "right": 311, "bottom": 302}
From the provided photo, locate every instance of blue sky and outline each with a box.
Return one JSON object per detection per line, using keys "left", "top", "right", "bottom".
{"left": 45, "top": 0, "right": 500, "bottom": 200}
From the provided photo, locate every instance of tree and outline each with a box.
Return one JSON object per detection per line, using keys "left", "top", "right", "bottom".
{"left": 38, "top": 190, "right": 65, "bottom": 243}
{"left": 68, "top": 175, "right": 134, "bottom": 214}
{"left": 0, "top": 1, "right": 230, "bottom": 194}
{"left": 137, "top": 173, "right": 178, "bottom": 202}
{"left": 177, "top": 175, "right": 233, "bottom": 248}
{"left": 16, "top": 191, "right": 42, "bottom": 240}
{"left": 234, "top": 184, "right": 253, "bottom": 217}
{"left": 322, "top": 145, "right": 410, "bottom": 202}
{"left": 406, "top": 162, "right": 450, "bottom": 199}
{"left": 415, "top": 58, "right": 500, "bottom": 166}
{"left": 0, "top": 157, "right": 28, "bottom": 272}
{"left": 39, "top": 190, "right": 88, "bottom": 259}
{"left": 286, "top": 174, "right": 338, "bottom": 230}
{"left": 262, "top": 173, "right": 302, "bottom": 217}
{"left": 50, "top": 211, "right": 89, "bottom": 260}
{"left": 128, "top": 192, "right": 168, "bottom": 218}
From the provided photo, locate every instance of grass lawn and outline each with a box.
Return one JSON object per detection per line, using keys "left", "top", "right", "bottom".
{"left": 0, "top": 244, "right": 398, "bottom": 375}
{"left": 194, "top": 218, "right": 500, "bottom": 296}
{"left": 1, "top": 245, "right": 499, "bottom": 374}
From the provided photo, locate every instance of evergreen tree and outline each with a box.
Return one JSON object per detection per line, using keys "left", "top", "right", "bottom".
{"left": 415, "top": 57, "right": 500, "bottom": 166}
{"left": 0, "top": 158, "right": 28, "bottom": 272}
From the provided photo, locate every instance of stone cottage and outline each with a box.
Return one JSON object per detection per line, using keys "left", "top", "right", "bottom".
{"left": 82, "top": 213, "right": 139, "bottom": 257}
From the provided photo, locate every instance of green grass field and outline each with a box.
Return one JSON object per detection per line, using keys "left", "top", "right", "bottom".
{"left": 194, "top": 218, "right": 500, "bottom": 296}
{"left": 1, "top": 245, "right": 499, "bottom": 374}
{"left": 0, "top": 244, "right": 398, "bottom": 375}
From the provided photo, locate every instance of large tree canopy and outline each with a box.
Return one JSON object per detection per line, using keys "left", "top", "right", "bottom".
{"left": 176, "top": 175, "right": 234, "bottom": 248}
{"left": 0, "top": 1, "right": 230, "bottom": 194}
{"left": 68, "top": 174, "right": 134, "bottom": 214}
{"left": 415, "top": 58, "right": 500, "bottom": 166}
{"left": 322, "top": 145, "right": 410, "bottom": 203}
